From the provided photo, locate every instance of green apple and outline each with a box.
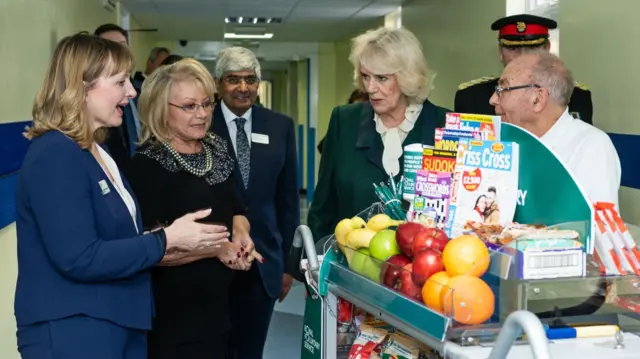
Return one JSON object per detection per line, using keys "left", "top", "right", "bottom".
{"left": 349, "top": 248, "right": 382, "bottom": 282}
{"left": 368, "top": 229, "right": 401, "bottom": 261}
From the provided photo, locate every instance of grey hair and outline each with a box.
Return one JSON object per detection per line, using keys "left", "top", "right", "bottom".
{"left": 528, "top": 51, "right": 574, "bottom": 106}
{"left": 214, "top": 46, "right": 262, "bottom": 79}
{"left": 147, "top": 47, "right": 170, "bottom": 63}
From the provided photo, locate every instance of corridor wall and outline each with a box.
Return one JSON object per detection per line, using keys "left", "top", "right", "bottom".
{"left": 560, "top": 0, "right": 640, "bottom": 224}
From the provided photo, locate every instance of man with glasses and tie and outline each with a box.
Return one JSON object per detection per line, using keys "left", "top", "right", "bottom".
{"left": 454, "top": 14, "right": 593, "bottom": 125}
{"left": 210, "top": 46, "right": 300, "bottom": 359}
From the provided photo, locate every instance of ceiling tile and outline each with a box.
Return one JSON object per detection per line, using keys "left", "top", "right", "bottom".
{"left": 290, "top": 6, "right": 362, "bottom": 19}
{"left": 122, "top": 2, "right": 160, "bottom": 13}
{"left": 125, "top": 0, "right": 393, "bottom": 42}
{"left": 351, "top": 3, "right": 398, "bottom": 18}
{"left": 227, "top": 5, "right": 292, "bottom": 17}
{"left": 297, "top": 0, "right": 370, "bottom": 4}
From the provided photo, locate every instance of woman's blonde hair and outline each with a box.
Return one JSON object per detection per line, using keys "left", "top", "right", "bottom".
{"left": 138, "top": 58, "right": 215, "bottom": 144}
{"left": 350, "top": 26, "right": 430, "bottom": 104}
{"left": 26, "top": 32, "right": 134, "bottom": 148}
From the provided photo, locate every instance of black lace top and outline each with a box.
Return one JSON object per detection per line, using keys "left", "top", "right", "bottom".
{"left": 124, "top": 133, "right": 245, "bottom": 343}
{"left": 136, "top": 133, "right": 235, "bottom": 186}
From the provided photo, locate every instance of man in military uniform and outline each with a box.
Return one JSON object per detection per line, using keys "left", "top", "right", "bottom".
{"left": 454, "top": 14, "right": 593, "bottom": 125}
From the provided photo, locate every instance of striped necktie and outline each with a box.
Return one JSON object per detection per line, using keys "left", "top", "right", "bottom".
{"left": 235, "top": 117, "right": 250, "bottom": 188}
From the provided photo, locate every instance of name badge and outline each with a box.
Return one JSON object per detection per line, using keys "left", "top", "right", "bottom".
{"left": 251, "top": 133, "right": 269, "bottom": 145}
{"left": 99, "top": 180, "right": 110, "bottom": 195}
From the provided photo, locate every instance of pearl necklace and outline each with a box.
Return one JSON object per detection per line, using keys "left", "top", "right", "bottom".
{"left": 162, "top": 140, "right": 213, "bottom": 177}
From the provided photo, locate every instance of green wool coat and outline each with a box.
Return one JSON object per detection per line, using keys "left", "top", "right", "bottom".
{"left": 307, "top": 99, "right": 450, "bottom": 240}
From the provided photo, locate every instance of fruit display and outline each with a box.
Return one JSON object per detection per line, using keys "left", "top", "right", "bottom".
{"left": 333, "top": 216, "right": 496, "bottom": 326}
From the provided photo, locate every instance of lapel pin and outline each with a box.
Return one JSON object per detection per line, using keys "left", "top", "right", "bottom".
{"left": 99, "top": 180, "right": 110, "bottom": 195}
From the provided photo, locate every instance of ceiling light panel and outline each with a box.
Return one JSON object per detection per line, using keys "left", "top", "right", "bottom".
{"left": 225, "top": 17, "right": 282, "bottom": 24}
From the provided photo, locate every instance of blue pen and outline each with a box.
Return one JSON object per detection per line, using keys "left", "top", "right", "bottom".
{"left": 545, "top": 327, "right": 577, "bottom": 340}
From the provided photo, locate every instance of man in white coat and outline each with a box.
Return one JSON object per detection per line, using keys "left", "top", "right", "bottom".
{"left": 490, "top": 50, "right": 621, "bottom": 318}
{"left": 490, "top": 51, "right": 621, "bottom": 208}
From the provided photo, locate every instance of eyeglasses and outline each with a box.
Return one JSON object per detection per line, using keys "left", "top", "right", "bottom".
{"left": 223, "top": 75, "right": 260, "bottom": 86}
{"left": 494, "top": 84, "right": 540, "bottom": 96}
{"left": 169, "top": 101, "right": 215, "bottom": 113}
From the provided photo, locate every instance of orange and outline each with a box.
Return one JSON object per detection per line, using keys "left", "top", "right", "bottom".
{"left": 441, "top": 275, "right": 495, "bottom": 325}
{"left": 421, "top": 271, "right": 450, "bottom": 313}
{"left": 442, "top": 234, "right": 490, "bottom": 277}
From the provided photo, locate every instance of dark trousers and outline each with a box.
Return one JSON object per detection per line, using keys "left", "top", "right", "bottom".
{"left": 227, "top": 265, "right": 277, "bottom": 359}
{"left": 17, "top": 315, "right": 146, "bottom": 359}
{"left": 148, "top": 335, "right": 228, "bottom": 359}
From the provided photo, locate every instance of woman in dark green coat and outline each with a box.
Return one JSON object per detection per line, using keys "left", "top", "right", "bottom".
{"left": 308, "top": 26, "right": 451, "bottom": 241}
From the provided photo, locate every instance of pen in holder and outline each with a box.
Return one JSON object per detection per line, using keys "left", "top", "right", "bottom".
{"left": 373, "top": 177, "right": 405, "bottom": 221}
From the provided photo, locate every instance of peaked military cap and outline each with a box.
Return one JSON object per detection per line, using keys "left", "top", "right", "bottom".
{"left": 491, "top": 14, "right": 557, "bottom": 47}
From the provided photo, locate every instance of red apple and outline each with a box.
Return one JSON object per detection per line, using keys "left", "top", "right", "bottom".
{"left": 412, "top": 228, "right": 449, "bottom": 255}
{"left": 395, "top": 222, "right": 427, "bottom": 258}
{"left": 411, "top": 249, "right": 444, "bottom": 286}
{"left": 398, "top": 263, "right": 422, "bottom": 301}
{"left": 380, "top": 254, "right": 412, "bottom": 289}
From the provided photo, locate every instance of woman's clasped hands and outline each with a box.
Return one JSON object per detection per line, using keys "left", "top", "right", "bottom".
{"left": 159, "top": 208, "right": 254, "bottom": 270}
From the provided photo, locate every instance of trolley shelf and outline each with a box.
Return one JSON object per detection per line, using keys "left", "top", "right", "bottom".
{"left": 324, "top": 260, "right": 450, "bottom": 352}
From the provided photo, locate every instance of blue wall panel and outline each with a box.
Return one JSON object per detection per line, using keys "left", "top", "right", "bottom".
{"left": 608, "top": 133, "right": 639, "bottom": 190}
{"left": 0, "top": 173, "right": 18, "bottom": 229}
{"left": 0, "top": 121, "right": 32, "bottom": 176}
{"left": 298, "top": 124, "right": 304, "bottom": 190}
{"left": 0, "top": 121, "right": 31, "bottom": 229}
{"left": 305, "top": 58, "right": 315, "bottom": 203}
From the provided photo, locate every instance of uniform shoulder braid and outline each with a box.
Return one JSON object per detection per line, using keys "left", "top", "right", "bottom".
{"left": 574, "top": 81, "right": 589, "bottom": 91}
{"left": 458, "top": 76, "right": 498, "bottom": 90}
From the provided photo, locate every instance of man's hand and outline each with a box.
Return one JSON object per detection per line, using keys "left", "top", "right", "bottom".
{"left": 279, "top": 273, "right": 294, "bottom": 302}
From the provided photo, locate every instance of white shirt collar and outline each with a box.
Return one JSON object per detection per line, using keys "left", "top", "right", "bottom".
{"left": 540, "top": 107, "right": 573, "bottom": 145}
{"left": 374, "top": 104, "right": 422, "bottom": 135}
{"left": 373, "top": 104, "right": 423, "bottom": 175}
{"left": 221, "top": 100, "right": 252, "bottom": 125}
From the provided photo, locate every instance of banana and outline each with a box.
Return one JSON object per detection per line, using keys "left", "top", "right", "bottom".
{"left": 346, "top": 228, "right": 377, "bottom": 249}
{"left": 366, "top": 213, "right": 404, "bottom": 232}
{"left": 343, "top": 228, "right": 376, "bottom": 265}
{"left": 350, "top": 216, "right": 366, "bottom": 229}
{"left": 334, "top": 217, "right": 366, "bottom": 260}
{"left": 334, "top": 218, "right": 355, "bottom": 247}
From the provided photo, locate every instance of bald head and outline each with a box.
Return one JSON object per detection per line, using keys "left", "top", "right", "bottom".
{"left": 510, "top": 51, "right": 574, "bottom": 107}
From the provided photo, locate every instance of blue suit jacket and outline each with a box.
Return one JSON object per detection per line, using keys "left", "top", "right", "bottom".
{"left": 14, "top": 131, "right": 164, "bottom": 330}
{"left": 211, "top": 104, "right": 300, "bottom": 299}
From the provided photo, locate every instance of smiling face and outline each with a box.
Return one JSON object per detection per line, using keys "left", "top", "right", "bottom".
{"left": 85, "top": 70, "right": 136, "bottom": 131}
{"left": 167, "top": 80, "right": 213, "bottom": 143}
{"left": 476, "top": 196, "right": 487, "bottom": 212}
{"left": 360, "top": 66, "right": 405, "bottom": 117}
{"left": 217, "top": 70, "right": 259, "bottom": 116}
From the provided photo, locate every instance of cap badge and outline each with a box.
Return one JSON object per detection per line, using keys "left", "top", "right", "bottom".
{"left": 516, "top": 22, "right": 527, "bottom": 33}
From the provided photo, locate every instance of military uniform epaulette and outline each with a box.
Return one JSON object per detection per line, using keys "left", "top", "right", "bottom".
{"left": 574, "top": 81, "right": 589, "bottom": 91}
{"left": 458, "top": 76, "right": 497, "bottom": 90}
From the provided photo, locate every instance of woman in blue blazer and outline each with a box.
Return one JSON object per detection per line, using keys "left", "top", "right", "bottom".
{"left": 14, "top": 33, "right": 235, "bottom": 359}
